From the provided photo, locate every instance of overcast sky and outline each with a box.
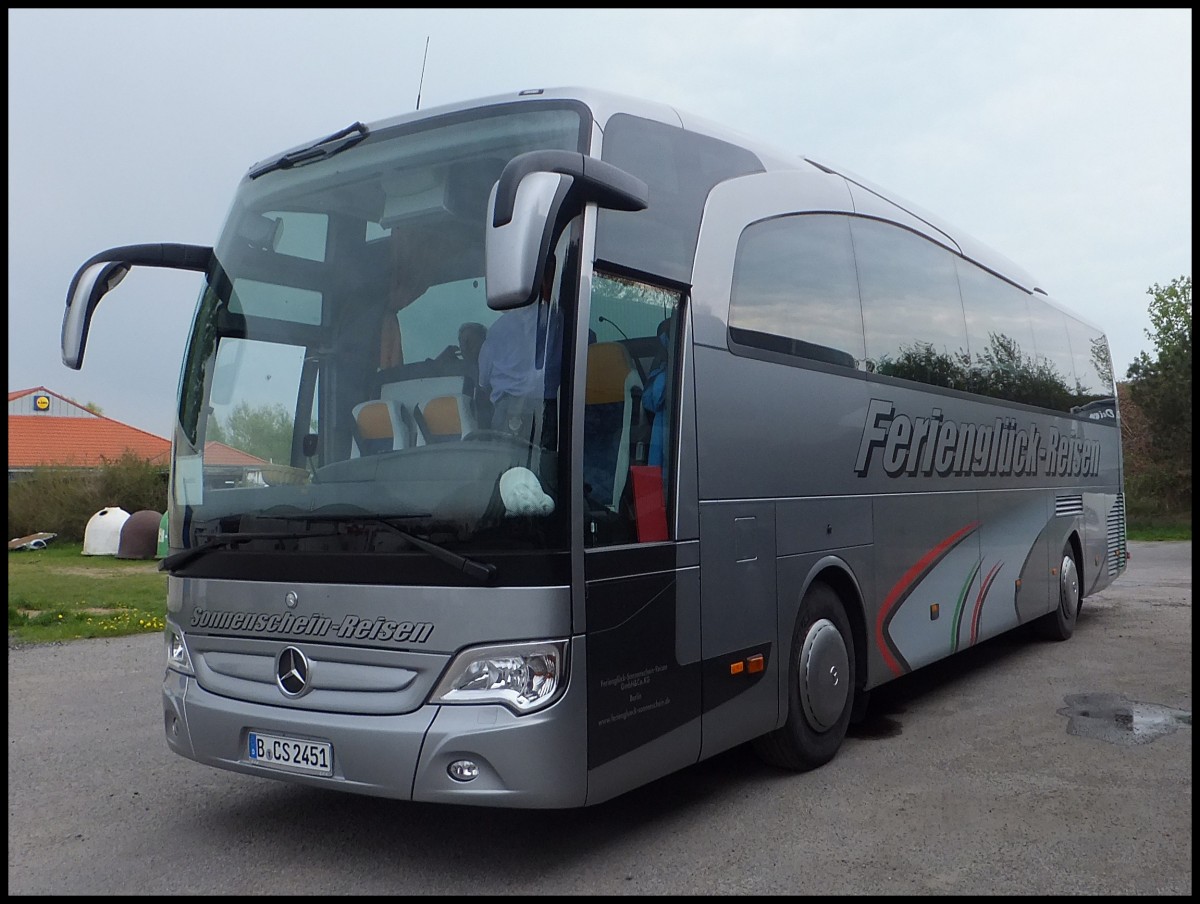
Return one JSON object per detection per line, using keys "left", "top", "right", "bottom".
{"left": 8, "top": 8, "right": 1192, "bottom": 436}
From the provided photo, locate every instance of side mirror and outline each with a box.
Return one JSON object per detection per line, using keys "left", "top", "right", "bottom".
{"left": 61, "top": 243, "right": 213, "bottom": 369}
{"left": 485, "top": 172, "right": 572, "bottom": 311}
{"left": 61, "top": 261, "right": 129, "bottom": 369}
{"left": 485, "top": 150, "right": 647, "bottom": 311}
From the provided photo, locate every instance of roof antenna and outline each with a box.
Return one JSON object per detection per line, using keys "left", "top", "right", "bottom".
{"left": 415, "top": 36, "right": 430, "bottom": 111}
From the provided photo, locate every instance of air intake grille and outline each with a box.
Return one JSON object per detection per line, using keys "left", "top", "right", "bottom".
{"left": 1055, "top": 494, "right": 1084, "bottom": 517}
{"left": 1107, "top": 493, "right": 1128, "bottom": 576}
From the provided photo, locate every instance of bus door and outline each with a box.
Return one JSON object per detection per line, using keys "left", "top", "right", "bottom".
{"left": 580, "top": 271, "right": 702, "bottom": 803}
{"left": 689, "top": 169, "right": 864, "bottom": 757}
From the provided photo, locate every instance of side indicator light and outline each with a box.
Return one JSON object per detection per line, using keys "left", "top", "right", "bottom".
{"left": 747, "top": 654, "right": 764, "bottom": 674}
{"left": 730, "top": 661, "right": 744, "bottom": 675}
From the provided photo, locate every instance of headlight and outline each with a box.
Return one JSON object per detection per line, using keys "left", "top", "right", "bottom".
{"left": 431, "top": 640, "right": 567, "bottom": 714}
{"left": 164, "top": 625, "right": 194, "bottom": 675}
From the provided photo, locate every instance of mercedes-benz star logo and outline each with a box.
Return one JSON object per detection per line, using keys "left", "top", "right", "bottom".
{"left": 276, "top": 646, "right": 311, "bottom": 697}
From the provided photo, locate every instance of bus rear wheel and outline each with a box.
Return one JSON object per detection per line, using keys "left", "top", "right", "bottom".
{"left": 1036, "top": 542, "right": 1081, "bottom": 641}
{"left": 752, "top": 580, "right": 855, "bottom": 772}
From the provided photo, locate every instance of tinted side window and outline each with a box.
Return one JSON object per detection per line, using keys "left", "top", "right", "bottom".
{"left": 956, "top": 259, "right": 1046, "bottom": 406}
{"left": 1066, "top": 316, "right": 1116, "bottom": 411}
{"left": 1026, "top": 302, "right": 1078, "bottom": 412}
{"left": 597, "top": 114, "right": 764, "bottom": 284}
{"left": 728, "top": 214, "right": 863, "bottom": 368}
{"left": 853, "top": 218, "right": 970, "bottom": 390}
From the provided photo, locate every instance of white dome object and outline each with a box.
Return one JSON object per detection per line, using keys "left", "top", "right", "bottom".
{"left": 83, "top": 506, "right": 130, "bottom": 556}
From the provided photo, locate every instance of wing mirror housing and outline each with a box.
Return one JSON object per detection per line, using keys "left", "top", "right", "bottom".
{"left": 485, "top": 150, "right": 647, "bottom": 310}
{"left": 61, "top": 243, "right": 213, "bottom": 369}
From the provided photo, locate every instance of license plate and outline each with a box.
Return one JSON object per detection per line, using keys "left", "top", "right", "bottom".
{"left": 247, "top": 731, "right": 333, "bottom": 777}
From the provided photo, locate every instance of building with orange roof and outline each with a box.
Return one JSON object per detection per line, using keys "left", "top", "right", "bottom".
{"left": 199, "top": 440, "right": 279, "bottom": 488}
{"left": 8, "top": 386, "right": 170, "bottom": 478}
{"left": 9, "top": 387, "right": 282, "bottom": 487}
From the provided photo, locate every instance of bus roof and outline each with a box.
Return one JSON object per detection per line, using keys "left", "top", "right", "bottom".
{"left": 246, "top": 86, "right": 1082, "bottom": 320}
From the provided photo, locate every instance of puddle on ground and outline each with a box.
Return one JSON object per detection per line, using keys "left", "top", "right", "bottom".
{"left": 1058, "top": 693, "right": 1192, "bottom": 746}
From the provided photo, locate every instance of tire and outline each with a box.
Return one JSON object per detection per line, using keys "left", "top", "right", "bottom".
{"left": 1036, "top": 542, "right": 1081, "bottom": 641}
{"left": 752, "top": 580, "right": 856, "bottom": 771}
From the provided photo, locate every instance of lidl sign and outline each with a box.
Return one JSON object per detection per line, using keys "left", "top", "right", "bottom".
{"left": 34, "top": 394, "right": 51, "bottom": 412}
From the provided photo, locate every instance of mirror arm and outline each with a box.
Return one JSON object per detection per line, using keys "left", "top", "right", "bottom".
{"left": 492, "top": 150, "right": 648, "bottom": 228}
{"left": 75, "top": 243, "right": 214, "bottom": 275}
{"left": 65, "top": 243, "right": 214, "bottom": 311}
{"left": 62, "top": 243, "right": 214, "bottom": 370}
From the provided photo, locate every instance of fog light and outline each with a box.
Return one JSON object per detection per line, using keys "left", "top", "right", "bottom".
{"left": 171, "top": 717, "right": 180, "bottom": 737}
{"left": 448, "top": 760, "right": 479, "bottom": 782}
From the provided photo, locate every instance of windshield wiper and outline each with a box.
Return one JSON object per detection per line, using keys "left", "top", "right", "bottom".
{"left": 372, "top": 518, "right": 498, "bottom": 585}
{"left": 247, "top": 121, "right": 370, "bottom": 179}
{"left": 161, "top": 518, "right": 498, "bottom": 585}
{"left": 267, "top": 513, "right": 497, "bottom": 584}
{"left": 159, "top": 529, "right": 338, "bottom": 573}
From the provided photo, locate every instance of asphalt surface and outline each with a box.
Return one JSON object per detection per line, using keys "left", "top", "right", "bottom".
{"left": 8, "top": 540, "right": 1192, "bottom": 895}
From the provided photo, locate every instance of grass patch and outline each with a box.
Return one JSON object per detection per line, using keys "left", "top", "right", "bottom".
{"left": 1127, "top": 518, "right": 1192, "bottom": 542}
{"left": 1126, "top": 499, "right": 1191, "bottom": 542}
{"left": 8, "top": 542, "right": 166, "bottom": 644}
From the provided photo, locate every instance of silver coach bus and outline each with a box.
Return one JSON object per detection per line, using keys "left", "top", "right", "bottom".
{"left": 61, "top": 87, "right": 1127, "bottom": 808}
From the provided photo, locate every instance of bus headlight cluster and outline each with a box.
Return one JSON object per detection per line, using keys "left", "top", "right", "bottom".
{"left": 431, "top": 640, "right": 567, "bottom": 714}
{"left": 164, "top": 625, "right": 194, "bottom": 676}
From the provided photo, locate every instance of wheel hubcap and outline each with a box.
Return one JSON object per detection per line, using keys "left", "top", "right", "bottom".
{"left": 798, "top": 617, "right": 849, "bottom": 732}
{"left": 1060, "top": 554, "right": 1080, "bottom": 619}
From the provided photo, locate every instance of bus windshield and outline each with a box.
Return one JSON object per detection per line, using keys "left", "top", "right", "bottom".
{"left": 169, "top": 103, "right": 587, "bottom": 560}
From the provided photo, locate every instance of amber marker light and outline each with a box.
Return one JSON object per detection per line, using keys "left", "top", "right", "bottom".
{"left": 730, "top": 661, "right": 744, "bottom": 675}
{"left": 747, "top": 654, "right": 764, "bottom": 674}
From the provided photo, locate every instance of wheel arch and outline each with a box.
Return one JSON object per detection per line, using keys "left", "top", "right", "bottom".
{"left": 800, "top": 556, "right": 868, "bottom": 698}
{"left": 1065, "top": 529, "right": 1084, "bottom": 595}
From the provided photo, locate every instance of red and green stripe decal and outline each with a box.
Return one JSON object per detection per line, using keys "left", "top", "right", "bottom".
{"left": 876, "top": 521, "right": 1007, "bottom": 677}
{"left": 950, "top": 558, "right": 1004, "bottom": 651}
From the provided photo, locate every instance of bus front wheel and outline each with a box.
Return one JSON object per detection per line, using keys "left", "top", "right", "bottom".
{"left": 752, "top": 580, "right": 855, "bottom": 772}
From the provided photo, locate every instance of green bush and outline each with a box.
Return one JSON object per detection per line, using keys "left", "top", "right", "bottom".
{"left": 8, "top": 452, "right": 168, "bottom": 543}
{"left": 1125, "top": 475, "right": 1192, "bottom": 539}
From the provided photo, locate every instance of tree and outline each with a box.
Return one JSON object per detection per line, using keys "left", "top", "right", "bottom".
{"left": 1125, "top": 276, "right": 1191, "bottom": 510}
{"left": 217, "top": 402, "right": 294, "bottom": 465}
